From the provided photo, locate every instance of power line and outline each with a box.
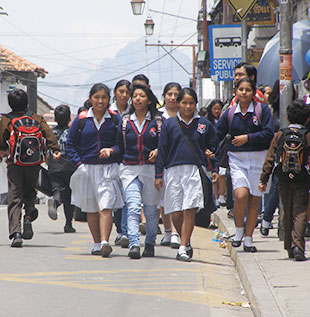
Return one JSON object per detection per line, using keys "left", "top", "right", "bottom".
{"left": 3, "top": 18, "right": 104, "bottom": 68}
{"left": 2, "top": 32, "right": 197, "bottom": 89}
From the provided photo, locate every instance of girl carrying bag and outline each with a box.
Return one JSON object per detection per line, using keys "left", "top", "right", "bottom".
{"left": 175, "top": 117, "right": 217, "bottom": 215}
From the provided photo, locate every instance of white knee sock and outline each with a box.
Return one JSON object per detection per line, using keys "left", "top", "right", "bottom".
{"left": 93, "top": 243, "right": 101, "bottom": 251}
{"left": 234, "top": 227, "right": 244, "bottom": 241}
{"left": 262, "top": 219, "right": 270, "bottom": 229}
{"left": 178, "top": 245, "right": 187, "bottom": 255}
{"left": 244, "top": 236, "right": 254, "bottom": 247}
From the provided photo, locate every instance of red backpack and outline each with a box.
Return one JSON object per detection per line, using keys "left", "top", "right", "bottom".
{"left": 5, "top": 111, "right": 46, "bottom": 166}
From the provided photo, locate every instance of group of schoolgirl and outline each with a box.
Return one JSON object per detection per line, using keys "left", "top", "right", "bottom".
{"left": 214, "top": 67, "right": 310, "bottom": 260}
{"left": 66, "top": 75, "right": 220, "bottom": 262}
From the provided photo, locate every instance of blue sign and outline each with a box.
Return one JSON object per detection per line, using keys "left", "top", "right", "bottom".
{"left": 209, "top": 24, "right": 242, "bottom": 81}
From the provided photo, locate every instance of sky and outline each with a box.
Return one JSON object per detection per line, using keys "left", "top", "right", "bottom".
{"left": 0, "top": 0, "right": 200, "bottom": 80}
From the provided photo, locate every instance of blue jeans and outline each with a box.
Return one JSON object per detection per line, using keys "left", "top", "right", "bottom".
{"left": 121, "top": 204, "right": 128, "bottom": 236}
{"left": 113, "top": 205, "right": 127, "bottom": 236}
{"left": 263, "top": 175, "right": 279, "bottom": 223}
{"left": 125, "top": 177, "right": 158, "bottom": 248}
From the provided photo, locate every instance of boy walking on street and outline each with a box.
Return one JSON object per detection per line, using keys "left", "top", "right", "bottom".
{"left": 47, "top": 104, "right": 76, "bottom": 233}
{"left": 0, "top": 89, "right": 61, "bottom": 247}
{"left": 259, "top": 100, "right": 310, "bottom": 261}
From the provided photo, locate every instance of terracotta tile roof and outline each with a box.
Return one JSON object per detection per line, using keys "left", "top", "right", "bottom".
{"left": 0, "top": 45, "right": 48, "bottom": 78}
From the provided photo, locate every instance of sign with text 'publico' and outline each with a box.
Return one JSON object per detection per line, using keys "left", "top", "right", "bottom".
{"left": 209, "top": 24, "right": 242, "bottom": 82}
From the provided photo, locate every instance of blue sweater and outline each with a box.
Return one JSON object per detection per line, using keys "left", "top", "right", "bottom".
{"left": 66, "top": 112, "right": 120, "bottom": 167}
{"left": 215, "top": 102, "right": 274, "bottom": 152}
{"left": 155, "top": 116, "right": 219, "bottom": 178}
{"left": 112, "top": 116, "right": 159, "bottom": 165}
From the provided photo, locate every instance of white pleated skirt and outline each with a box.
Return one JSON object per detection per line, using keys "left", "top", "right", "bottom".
{"left": 163, "top": 164, "right": 204, "bottom": 214}
{"left": 228, "top": 150, "right": 268, "bottom": 197}
{"left": 70, "top": 163, "right": 124, "bottom": 212}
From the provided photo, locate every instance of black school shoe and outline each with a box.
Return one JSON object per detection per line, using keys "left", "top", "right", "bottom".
{"left": 260, "top": 225, "right": 269, "bottom": 236}
{"left": 243, "top": 245, "right": 257, "bottom": 253}
{"left": 293, "top": 246, "right": 306, "bottom": 261}
{"left": 287, "top": 248, "right": 294, "bottom": 259}
{"left": 22, "top": 218, "right": 34, "bottom": 240}
{"left": 305, "top": 223, "right": 310, "bottom": 238}
{"left": 11, "top": 233, "right": 23, "bottom": 247}
{"left": 142, "top": 244, "right": 154, "bottom": 257}
{"left": 64, "top": 224, "right": 76, "bottom": 233}
{"left": 128, "top": 246, "right": 141, "bottom": 259}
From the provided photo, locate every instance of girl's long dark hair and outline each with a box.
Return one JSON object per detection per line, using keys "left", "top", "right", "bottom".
{"left": 129, "top": 84, "right": 159, "bottom": 119}
{"left": 206, "top": 99, "right": 224, "bottom": 122}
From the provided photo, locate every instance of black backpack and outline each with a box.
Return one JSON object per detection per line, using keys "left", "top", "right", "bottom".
{"left": 275, "top": 127, "right": 310, "bottom": 181}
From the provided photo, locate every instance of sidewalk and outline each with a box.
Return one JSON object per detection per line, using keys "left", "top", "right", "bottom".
{"left": 213, "top": 207, "right": 310, "bottom": 317}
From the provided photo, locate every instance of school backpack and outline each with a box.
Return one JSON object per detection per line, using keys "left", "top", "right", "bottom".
{"left": 4, "top": 111, "right": 46, "bottom": 166}
{"left": 275, "top": 127, "right": 310, "bottom": 181}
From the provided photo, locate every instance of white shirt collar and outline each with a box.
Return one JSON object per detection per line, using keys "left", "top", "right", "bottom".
{"left": 288, "top": 123, "right": 305, "bottom": 129}
{"left": 130, "top": 111, "right": 151, "bottom": 133}
{"left": 87, "top": 107, "right": 111, "bottom": 129}
{"left": 110, "top": 102, "right": 129, "bottom": 115}
{"left": 158, "top": 106, "right": 170, "bottom": 119}
{"left": 177, "top": 110, "right": 200, "bottom": 125}
{"left": 235, "top": 101, "right": 254, "bottom": 116}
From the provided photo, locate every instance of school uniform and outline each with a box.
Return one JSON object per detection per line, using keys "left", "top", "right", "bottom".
{"left": 156, "top": 112, "right": 219, "bottom": 214}
{"left": 66, "top": 107, "right": 124, "bottom": 212}
{"left": 216, "top": 101, "right": 274, "bottom": 196}
{"left": 260, "top": 124, "right": 310, "bottom": 253}
{"left": 112, "top": 111, "right": 160, "bottom": 248}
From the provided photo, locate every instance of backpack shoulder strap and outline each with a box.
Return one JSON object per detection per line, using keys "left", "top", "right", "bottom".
{"left": 253, "top": 102, "right": 262, "bottom": 124}
{"left": 122, "top": 114, "right": 130, "bottom": 150}
{"left": 75, "top": 111, "right": 88, "bottom": 145}
{"left": 108, "top": 108, "right": 119, "bottom": 126}
{"left": 154, "top": 114, "right": 163, "bottom": 136}
{"left": 227, "top": 103, "right": 238, "bottom": 132}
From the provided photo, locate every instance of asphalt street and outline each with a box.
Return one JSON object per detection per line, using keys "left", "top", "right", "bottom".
{"left": 0, "top": 204, "right": 252, "bottom": 317}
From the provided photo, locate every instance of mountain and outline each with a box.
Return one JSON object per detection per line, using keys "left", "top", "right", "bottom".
{"left": 38, "top": 37, "right": 193, "bottom": 112}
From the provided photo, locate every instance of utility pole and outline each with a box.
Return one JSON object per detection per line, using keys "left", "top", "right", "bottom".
{"left": 279, "top": 1, "right": 292, "bottom": 129}
{"left": 241, "top": 19, "right": 248, "bottom": 62}
{"left": 223, "top": 0, "right": 233, "bottom": 102}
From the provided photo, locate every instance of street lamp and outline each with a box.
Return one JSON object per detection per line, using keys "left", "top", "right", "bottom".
{"left": 0, "top": 6, "right": 8, "bottom": 16}
{"left": 144, "top": 16, "right": 154, "bottom": 36}
{"left": 130, "top": 0, "right": 145, "bottom": 15}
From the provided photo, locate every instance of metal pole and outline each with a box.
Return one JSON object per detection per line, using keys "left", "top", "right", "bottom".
{"left": 198, "top": 71, "right": 203, "bottom": 109}
{"left": 241, "top": 19, "right": 248, "bottom": 62}
{"left": 279, "top": 1, "right": 292, "bottom": 129}
{"left": 192, "top": 45, "right": 196, "bottom": 90}
{"left": 215, "top": 81, "right": 221, "bottom": 99}
{"left": 223, "top": 0, "right": 233, "bottom": 102}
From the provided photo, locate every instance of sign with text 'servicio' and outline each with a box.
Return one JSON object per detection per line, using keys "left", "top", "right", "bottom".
{"left": 209, "top": 24, "right": 242, "bottom": 82}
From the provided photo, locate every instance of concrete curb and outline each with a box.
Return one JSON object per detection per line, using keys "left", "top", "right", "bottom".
{"left": 213, "top": 209, "right": 282, "bottom": 317}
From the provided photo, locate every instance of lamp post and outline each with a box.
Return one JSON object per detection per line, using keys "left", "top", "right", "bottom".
{"left": 0, "top": 7, "right": 8, "bottom": 16}
{"left": 130, "top": 0, "right": 145, "bottom": 15}
{"left": 144, "top": 16, "right": 155, "bottom": 35}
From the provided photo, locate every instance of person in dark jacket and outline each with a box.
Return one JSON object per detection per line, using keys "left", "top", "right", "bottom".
{"left": 103, "top": 84, "right": 160, "bottom": 259}
{"left": 47, "top": 104, "right": 76, "bottom": 233}
{"left": 216, "top": 78, "right": 274, "bottom": 253}
{"left": 66, "top": 83, "right": 123, "bottom": 257}
{"left": 0, "top": 89, "right": 60, "bottom": 247}
{"left": 155, "top": 88, "right": 219, "bottom": 262}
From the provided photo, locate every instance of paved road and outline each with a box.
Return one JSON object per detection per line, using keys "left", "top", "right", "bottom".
{"left": 0, "top": 204, "right": 252, "bottom": 317}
